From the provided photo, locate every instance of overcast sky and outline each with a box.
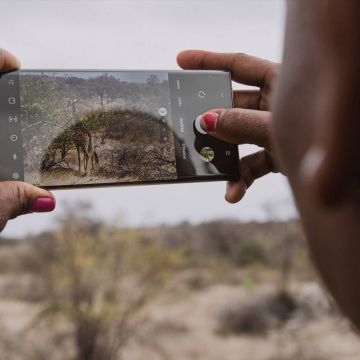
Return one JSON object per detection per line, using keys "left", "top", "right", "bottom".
{"left": 0, "top": 0, "right": 295, "bottom": 238}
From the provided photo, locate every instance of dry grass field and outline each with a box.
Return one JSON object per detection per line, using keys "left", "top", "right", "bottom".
{"left": 21, "top": 72, "right": 176, "bottom": 187}
{"left": 0, "top": 209, "right": 359, "bottom": 359}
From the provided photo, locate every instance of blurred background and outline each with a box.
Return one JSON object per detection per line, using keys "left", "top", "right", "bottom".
{"left": 0, "top": 1, "right": 359, "bottom": 359}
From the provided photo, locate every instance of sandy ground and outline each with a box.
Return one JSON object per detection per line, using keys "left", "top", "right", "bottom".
{"left": 0, "top": 275, "right": 359, "bottom": 360}
{"left": 124, "top": 284, "right": 360, "bottom": 360}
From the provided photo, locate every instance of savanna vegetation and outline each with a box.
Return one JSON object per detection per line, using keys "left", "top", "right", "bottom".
{"left": 0, "top": 203, "right": 359, "bottom": 359}
{"left": 20, "top": 73, "right": 176, "bottom": 186}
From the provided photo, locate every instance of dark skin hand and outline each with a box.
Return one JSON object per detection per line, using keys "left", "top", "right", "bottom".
{"left": 0, "top": 49, "right": 56, "bottom": 232}
{"left": 177, "top": 51, "right": 280, "bottom": 204}
{"left": 178, "top": 0, "right": 360, "bottom": 330}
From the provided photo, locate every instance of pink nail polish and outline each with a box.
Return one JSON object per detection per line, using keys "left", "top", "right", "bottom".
{"left": 202, "top": 112, "right": 218, "bottom": 132}
{"left": 31, "top": 198, "right": 56, "bottom": 213}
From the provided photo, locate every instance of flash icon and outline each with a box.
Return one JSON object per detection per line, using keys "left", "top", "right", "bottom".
{"left": 198, "top": 90, "right": 206, "bottom": 99}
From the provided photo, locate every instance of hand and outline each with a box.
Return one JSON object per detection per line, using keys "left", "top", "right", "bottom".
{"left": 177, "top": 50, "right": 280, "bottom": 204}
{"left": 0, "top": 49, "right": 56, "bottom": 232}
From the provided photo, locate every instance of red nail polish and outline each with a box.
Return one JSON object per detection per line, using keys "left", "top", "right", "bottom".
{"left": 202, "top": 112, "right": 218, "bottom": 132}
{"left": 31, "top": 198, "right": 56, "bottom": 213}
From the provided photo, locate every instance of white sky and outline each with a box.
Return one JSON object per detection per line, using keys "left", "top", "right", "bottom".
{"left": 0, "top": 0, "right": 296, "bottom": 238}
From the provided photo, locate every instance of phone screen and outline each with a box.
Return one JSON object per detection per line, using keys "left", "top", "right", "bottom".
{"left": 0, "top": 70, "right": 238, "bottom": 188}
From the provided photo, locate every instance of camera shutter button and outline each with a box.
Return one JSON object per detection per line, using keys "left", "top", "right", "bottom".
{"left": 194, "top": 115, "right": 207, "bottom": 135}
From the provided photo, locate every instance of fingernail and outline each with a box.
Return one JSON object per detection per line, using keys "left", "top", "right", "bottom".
{"left": 201, "top": 111, "right": 218, "bottom": 132}
{"left": 31, "top": 198, "right": 56, "bottom": 213}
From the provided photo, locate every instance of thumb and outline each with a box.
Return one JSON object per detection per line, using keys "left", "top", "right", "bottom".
{"left": 197, "top": 109, "right": 272, "bottom": 149}
{"left": 0, "top": 48, "right": 21, "bottom": 72}
{"left": 0, "top": 182, "right": 56, "bottom": 231}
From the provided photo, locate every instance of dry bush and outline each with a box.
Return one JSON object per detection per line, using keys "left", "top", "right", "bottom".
{"left": 217, "top": 287, "right": 297, "bottom": 336}
{"left": 41, "top": 229, "right": 174, "bottom": 359}
{"left": 11, "top": 207, "right": 180, "bottom": 360}
{"left": 232, "top": 241, "right": 268, "bottom": 267}
{"left": 0, "top": 241, "right": 33, "bottom": 274}
{"left": 141, "top": 220, "right": 311, "bottom": 276}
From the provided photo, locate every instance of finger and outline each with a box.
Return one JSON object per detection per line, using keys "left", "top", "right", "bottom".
{"left": 233, "top": 90, "right": 261, "bottom": 110}
{"left": 0, "top": 49, "right": 21, "bottom": 73}
{"left": 0, "top": 182, "right": 56, "bottom": 232}
{"left": 225, "top": 178, "right": 247, "bottom": 204}
{"left": 225, "top": 150, "right": 277, "bottom": 204}
{"left": 198, "top": 109, "right": 272, "bottom": 149}
{"left": 177, "top": 50, "right": 277, "bottom": 87}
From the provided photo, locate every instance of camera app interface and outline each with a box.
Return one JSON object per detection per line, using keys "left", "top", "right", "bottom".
{"left": 0, "top": 71, "right": 237, "bottom": 187}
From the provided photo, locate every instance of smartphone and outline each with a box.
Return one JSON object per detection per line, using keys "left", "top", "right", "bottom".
{"left": 0, "top": 70, "right": 239, "bottom": 189}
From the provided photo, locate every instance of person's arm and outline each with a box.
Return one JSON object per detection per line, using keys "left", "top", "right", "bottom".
{"left": 0, "top": 49, "right": 56, "bottom": 232}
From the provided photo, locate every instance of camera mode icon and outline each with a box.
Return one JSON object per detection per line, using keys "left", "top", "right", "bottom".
{"left": 158, "top": 107, "right": 168, "bottom": 117}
